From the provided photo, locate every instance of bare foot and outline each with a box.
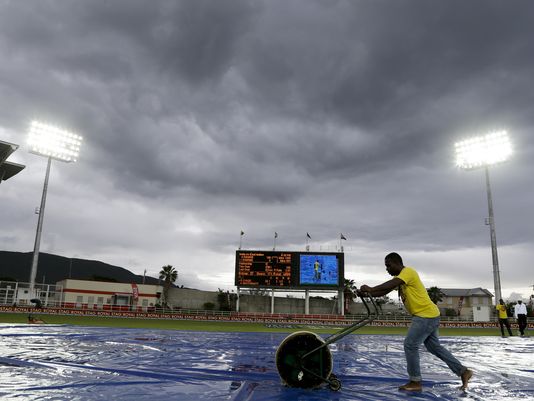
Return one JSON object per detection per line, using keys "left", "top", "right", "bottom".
{"left": 460, "top": 369, "right": 473, "bottom": 390}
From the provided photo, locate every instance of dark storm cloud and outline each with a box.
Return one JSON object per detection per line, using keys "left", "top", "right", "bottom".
{"left": 234, "top": 1, "right": 534, "bottom": 174}
{"left": 3, "top": 0, "right": 533, "bottom": 202}
{"left": 153, "top": 0, "right": 259, "bottom": 83}
{"left": 245, "top": 1, "right": 534, "bottom": 123}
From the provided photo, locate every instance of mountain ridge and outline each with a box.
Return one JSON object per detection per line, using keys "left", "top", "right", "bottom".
{"left": 0, "top": 250, "right": 160, "bottom": 286}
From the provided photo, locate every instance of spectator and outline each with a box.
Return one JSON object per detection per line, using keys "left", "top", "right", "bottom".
{"left": 496, "top": 299, "right": 513, "bottom": 337}
{"left": 28, "top": 314, "right": 45, "bottom": 324}
{"left": 513, "top": 300, "right": 528, "bottom": 337}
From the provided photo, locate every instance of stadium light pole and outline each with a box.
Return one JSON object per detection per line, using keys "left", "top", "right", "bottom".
{"left": 454, "top": 130, "right": 512, "bottom": 304}
{"left": 27, "top": 121, "right": 83, "bottom": 292}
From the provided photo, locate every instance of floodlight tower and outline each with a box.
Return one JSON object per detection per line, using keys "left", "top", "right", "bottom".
{"left": 27, "top": 121, "right": 83, "bottom": 291}
{"left": 454, "top": 131, "right": 512, "bottom": 304}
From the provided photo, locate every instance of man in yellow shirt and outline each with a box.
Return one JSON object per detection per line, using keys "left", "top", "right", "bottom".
{"left": 496, "top": 299, "right": 513, "bottom": 337}
{"left": 359, "top": 252, "right": 472, "bottom": 392}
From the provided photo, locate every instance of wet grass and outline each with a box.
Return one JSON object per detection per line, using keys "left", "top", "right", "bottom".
{"left": 0, "top": 312, "right": 502, "bottom": 336}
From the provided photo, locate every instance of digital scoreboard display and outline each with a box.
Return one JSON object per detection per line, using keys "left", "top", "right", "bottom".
{"left": 235, "top": 251, "right": 293, "bottom": 287}
{"left": 235, "top": 250, "right": 344, "bottom": 289}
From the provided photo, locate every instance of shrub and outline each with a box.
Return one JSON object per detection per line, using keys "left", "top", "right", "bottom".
{"left": 444, "top": 308, "right": 457, "bottom": 317}
{"left": 203, "top": 302, "right": 216, "bottom": 311}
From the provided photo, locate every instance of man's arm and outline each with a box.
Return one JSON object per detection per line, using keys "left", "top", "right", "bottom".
{"left": 359, "top": 278, "right": 404, "bottom": 297}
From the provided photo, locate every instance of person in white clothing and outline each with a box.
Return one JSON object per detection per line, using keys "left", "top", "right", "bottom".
{"left": 513, "top": 300, "right": 528, "bottom": 337}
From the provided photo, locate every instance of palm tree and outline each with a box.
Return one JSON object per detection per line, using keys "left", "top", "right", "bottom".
{"left": 343, "top": 279, "right": 358, "bottom": 314}
{"left": 427, "top": 286, "right": 444, "bottom": 304}
{"left": 159, "top": 265, "right": 178, "bottom": 308}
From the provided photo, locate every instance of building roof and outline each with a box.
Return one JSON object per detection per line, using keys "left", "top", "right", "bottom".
{"left": 438, "top": 288, "right": 493, "bottom": 297}
{"left": 0, "top": 140, "right": 25, "bottom": 183}
{"left": 0, "top": 140, "right": 18, "bottom": 164}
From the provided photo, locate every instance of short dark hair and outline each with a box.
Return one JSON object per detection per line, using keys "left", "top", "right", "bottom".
{"left": 385, "top": 252, "right": 403, "bottom": 265}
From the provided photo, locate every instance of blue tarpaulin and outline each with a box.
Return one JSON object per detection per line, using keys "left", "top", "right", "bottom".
{"left": 0, "top": 323, "right": 533, "bottom": 400}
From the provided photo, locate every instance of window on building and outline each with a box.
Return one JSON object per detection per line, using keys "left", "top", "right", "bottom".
{"left": 97, "top": 297, "right": 104, "bottom": 309}
{"left": 114, "top": 295, "right": 130, "bottom": 306}
{"left": 472, "top": 297, "right": 478, "bottom": 305}
{"left": 142, "top": 299, "right": 148, "bottom": 307}
{"left": 88, "top": 296, "right": 95, "bottom": 305}
{"left": 446, "top": 297, "right": 452, "bottom": 305}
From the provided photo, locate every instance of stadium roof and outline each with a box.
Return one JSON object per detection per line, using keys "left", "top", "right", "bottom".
{"left": 0, "top": 140, "right": 25, "bottom": 183}
{"left": 439, "top": 288, "right": 493, "bottom": 297}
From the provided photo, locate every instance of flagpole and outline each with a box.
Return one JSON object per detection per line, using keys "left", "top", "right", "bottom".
{"left": 339, "top": 233, "right": 346, "bottom": 252}
{"left": 273, "top": 232, "right": 277, "bottom": 251}
{"left": 239, "top": 231, "right": 244, "bottom": 250}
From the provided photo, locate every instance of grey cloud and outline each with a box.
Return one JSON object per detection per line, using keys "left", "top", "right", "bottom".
{"left": 1, "top": 0, "right": 533, "bottom": 296}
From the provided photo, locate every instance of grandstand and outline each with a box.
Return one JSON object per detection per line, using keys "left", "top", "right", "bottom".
{"left": 0, "top": 140, "right": 25, "bottom": 183}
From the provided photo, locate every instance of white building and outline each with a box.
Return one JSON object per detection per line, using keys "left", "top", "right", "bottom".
{"left": 436, "top": 287, "right": 493, "bottom": 319}
{"left": 55, "top": 279, "right": 163, "bottom": 311}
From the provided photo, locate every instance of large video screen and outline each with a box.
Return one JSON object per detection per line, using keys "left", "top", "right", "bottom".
{"left": 299, "top": 254, "right": 339, "bottom": 286}
{"left": 235, "top": 250, "right": 343, "bottom": 289}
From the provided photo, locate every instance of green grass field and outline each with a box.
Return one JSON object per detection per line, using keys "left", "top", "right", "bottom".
{"left": 0, "top": 312, "right": 502, "bottom": 336}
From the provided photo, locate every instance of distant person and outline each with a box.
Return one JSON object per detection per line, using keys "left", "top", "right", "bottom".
{"left": 496, "top": 299, "right": 513, "bottom": 337}
{"left": 313, "top": 260, "right": 321, "bottom": 280}
{"left": 28, "top": 314, "right": 45, "bottom": 324}
{"left": 358, "top": 252, "right": 472, "bottom": 392}
{"left": 513, "top": 300, "right": 528, "bottom": 337}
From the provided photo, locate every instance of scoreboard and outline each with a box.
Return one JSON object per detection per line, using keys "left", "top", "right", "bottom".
{"left": 235, "top": 250, "right": 344, "bottom": 289}
{"left": 236, "top": 251, "right": 293, "bottom": 287}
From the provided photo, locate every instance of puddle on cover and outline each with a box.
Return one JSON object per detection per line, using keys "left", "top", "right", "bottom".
{"left": 0, "top": 323, "right": 532, "bottom": 400}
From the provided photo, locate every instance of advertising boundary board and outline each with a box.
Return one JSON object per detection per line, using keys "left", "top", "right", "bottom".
{"left": 0, "top": 306, "right": 513, "bottom": 329}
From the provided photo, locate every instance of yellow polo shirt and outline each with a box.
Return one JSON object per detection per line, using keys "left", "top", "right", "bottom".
{"left": 397, "top": 267, "right": 440, "bottom": 318}
{"left": 496, "top": 304, "right": 508, "bottom": 319}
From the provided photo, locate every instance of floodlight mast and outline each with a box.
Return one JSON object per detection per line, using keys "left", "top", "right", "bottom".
{"left": 27, "top": 121, "right": 82, "bottom": 292}
{"left": 454, "top": 131, "right": 512, "bottom": 305}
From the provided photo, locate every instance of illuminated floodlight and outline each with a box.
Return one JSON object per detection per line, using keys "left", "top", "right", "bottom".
{"left": 455, "top": 130, "right": 512, "bottom": 170}
{"left": 28, "top": 121, "right": 83, "bottom": 163}
{"left": 454, "top": 130, "right": 513, "bottom": 305}
{"left": 27, "top": 120, "right": 83, "bottom": 292}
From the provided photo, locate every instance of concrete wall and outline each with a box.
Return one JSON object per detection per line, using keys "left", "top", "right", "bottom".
{"left": 237, "top": 295, "right": 340, "bottom": 314}
{"left": 167, "top": 288, "right": 218, "bottom": 309}
{"left": 167, "top": 287, "right": 392, "bottom": 315}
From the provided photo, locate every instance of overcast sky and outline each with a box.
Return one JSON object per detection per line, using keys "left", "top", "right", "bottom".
{"left": 1, "top": 0, "right": 533, "bottom": 301}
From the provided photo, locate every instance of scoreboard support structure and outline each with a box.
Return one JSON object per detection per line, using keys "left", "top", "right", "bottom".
{"left": 235, "top": 286, "right": 345, "bottom": 316}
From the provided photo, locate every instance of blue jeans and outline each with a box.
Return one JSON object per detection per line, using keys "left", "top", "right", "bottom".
{"left": 404, "top": 316, "right": 466, "bottom": 382}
